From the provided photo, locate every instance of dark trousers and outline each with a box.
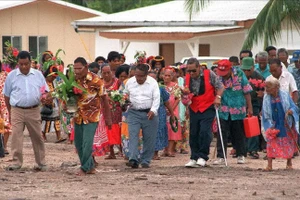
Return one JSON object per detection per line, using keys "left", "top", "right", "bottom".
{"left": 217, "top": 115, "right": 246, "bottom": 158}
{"left": 189, "top": 107, "right": 215, "bottom": 161}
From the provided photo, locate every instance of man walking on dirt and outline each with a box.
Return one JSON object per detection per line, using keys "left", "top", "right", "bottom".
{"left": 4, "top": 51, "right": 50, "bottom": 171}
{"left": 183, "top": 58, "right": 224, "bottom": 168}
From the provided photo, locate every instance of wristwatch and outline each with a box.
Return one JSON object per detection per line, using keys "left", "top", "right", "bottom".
{"left": 216, "top": 95, "right": 221, "bottom": 99}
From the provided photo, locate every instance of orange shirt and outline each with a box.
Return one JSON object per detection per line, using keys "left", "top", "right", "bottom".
{"left": 74, "top": 72, "right": 105, "bottom": 124}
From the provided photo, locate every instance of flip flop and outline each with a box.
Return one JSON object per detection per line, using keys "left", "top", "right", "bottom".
{"left": 55, "top": 138, "right": 67, "bottom": 143}
{"left": 262, "top": 166, "right": 273, "bottom": 172}
{"left": 153, "top": 156, "right": 161, "bottom": 160}
{"left": 286, "top": 165, "right": 293, "bottom": 170}
{"left": 104, "top": 155, "right": 116, "bottom": 160}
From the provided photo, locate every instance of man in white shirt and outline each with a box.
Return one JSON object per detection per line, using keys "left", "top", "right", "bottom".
{"left": 124, "top": 64, "right": 160, "bottom": 168}
{"left": 267, "top": 58, "right": 298, "bottom": 103}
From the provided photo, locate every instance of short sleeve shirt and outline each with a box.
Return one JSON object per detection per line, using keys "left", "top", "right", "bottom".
{"left": 75, "top": 72, "right": 104, "bottom": 124}
{"left": 219, "top": 67, "right": 252, "bottom": 121}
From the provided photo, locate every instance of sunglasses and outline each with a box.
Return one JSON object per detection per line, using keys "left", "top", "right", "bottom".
{"left": 187, "top": 69, "right": 197, "bottom": 73}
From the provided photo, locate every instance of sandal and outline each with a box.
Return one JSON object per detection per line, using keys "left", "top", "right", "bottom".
{"left": 167, "top": 153, "right": 175, "bottom": 157}
{"left": 286, "top": 165, "right": 293, "bottom": 170}
{"left": 153, "top": 156, "right": 161, "bottom": 160}
{"left": 263, "top": 166, "right": 273, "bottom": 172}
{"left": 104, "top": 155, "right": 116, "bottom": 160}
{"left": 249, "top": 151, "right": 259, "bottom": 159}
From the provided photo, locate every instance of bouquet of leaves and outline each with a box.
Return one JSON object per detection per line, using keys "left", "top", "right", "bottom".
{"left": 2, "top": 41, "right": 19, "bottom": 70}
{"left": 52, "top": 65, "right": 86, "bottom": 103}
{"left": 265, "top": 128, "right": 280, "bottom": 141}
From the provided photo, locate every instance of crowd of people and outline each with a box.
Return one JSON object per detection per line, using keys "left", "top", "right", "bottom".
{"left": 0, "top": 46, "right": 300, "bottom": 175}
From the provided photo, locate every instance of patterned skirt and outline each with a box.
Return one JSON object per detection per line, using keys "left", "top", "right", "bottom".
{"left": 267, "top": 129, "right": 298, "bottom": 159}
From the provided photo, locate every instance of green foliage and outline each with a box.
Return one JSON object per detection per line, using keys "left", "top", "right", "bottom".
{"left": 185, "top": 0, "right": 300, "bottom": 50}
{"left": 242, "top": 0, "right": 300, "bottom": 50}
{"left": 53, "top": 66, "right": 86, "bottom": 102}
{"left": 64, "top": 0, "right": 172, "bottom": 14}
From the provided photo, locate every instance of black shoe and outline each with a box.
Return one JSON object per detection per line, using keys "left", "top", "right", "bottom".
{"left": 141, "top": 163, "right": 150, "bottom": 168}
{"left": 126, "top": 160, "right": 139, "bottom": 168}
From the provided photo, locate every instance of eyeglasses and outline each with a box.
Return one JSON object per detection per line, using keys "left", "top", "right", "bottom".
{"left": 187, "top": 69, "right": 197, "bottom": 73}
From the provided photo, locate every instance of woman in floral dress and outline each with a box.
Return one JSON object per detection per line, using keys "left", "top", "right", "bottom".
{"left": 101, "top": 64, "right": 122, "bottom": 159}
{"left": 148, "top": 70, "right": 175, "bottom": 160}
{"left": 115, "top": 65, "right": 132, "bottom": 159}
{"left": 162, "top": 67, "right": 182, "bottom": 157}
{"left": 0, "top": 61, "right": 11, "bottom": 154}
{"left": 262, "top": 77, "right": 299, "bottom": 171}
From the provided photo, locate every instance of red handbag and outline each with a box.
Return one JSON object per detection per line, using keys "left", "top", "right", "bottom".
{"left": 243, "top": 116, "right": 260, "bottom": 138}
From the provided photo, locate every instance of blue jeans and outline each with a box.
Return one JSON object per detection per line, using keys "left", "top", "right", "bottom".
{"left": 127, "top": 109, "right": 158, "bottom": 165}
{"left": 189, "top": 107, "right": 215, "bottom": 161}
{"left": 74, "top": 122, "right": 97, "bottom": 172}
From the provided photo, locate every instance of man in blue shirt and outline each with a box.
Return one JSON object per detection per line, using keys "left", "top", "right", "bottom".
{"left": 4, "top": 51, "right": 50, "bottom": 171}
{"left": 255, "top": 51, "right": 271, "bottom": 79}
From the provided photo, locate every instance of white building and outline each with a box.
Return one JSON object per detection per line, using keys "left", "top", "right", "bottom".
{"left": 73, "top": 0, "right": 300, "bottom": 65}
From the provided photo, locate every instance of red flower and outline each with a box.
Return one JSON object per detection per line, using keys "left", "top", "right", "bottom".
{"left": 259, "top": 82, "right": 266, "bottom": 89}
{"left": 52, "top": 57, "right": 57, "bottom": 61}
{"left": 249, "top": 78, "right": 259, "bottom": 88}
{"left": 5, "top": 68, "right": 11, "bottom": 73}
{"left": 73, "top": 87, "right": 83, "bottom": 94}
{"left": 266, "top": 128, "right": 280, "bottom": 141}
{"left": 12, "top": 49, "right": 19, "bottom": 57}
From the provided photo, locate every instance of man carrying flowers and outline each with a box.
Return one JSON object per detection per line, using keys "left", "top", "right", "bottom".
{"left": 73, "top": 57, "right": 111, "bottom": 176}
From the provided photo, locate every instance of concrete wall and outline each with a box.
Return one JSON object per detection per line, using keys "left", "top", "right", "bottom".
{"left": 94, "top": 27, "right": 300, "bottom": 64}
{"left": 0, "top": 1, "right": 98, "bottom": 65}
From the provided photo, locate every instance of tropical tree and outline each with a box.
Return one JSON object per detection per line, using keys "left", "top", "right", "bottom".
{"left": 184, "top": 0, "right": 300, "bottom": 50}
{"left": 64, "top": 0, "right": 172, "bottom": 14}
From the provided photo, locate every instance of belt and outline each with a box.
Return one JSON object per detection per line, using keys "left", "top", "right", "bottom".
{"left": 15, "top": 105, "right": 39, "bottom": 109}
{"left": 134, "top": 108, "right": 151, "bottom": 113}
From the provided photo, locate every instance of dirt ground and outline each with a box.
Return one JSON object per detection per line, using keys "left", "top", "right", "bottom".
{"left": 1, "top": 132, "right": 300, "bottom": 200}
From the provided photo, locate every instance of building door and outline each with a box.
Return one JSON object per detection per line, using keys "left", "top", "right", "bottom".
{"left": 159, "top": 43, "right": 175, "bottom": 66}
{"left": 199, "top": 44, "right": 210, "bottom": 56}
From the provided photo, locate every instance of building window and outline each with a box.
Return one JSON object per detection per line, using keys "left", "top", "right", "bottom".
{"left": 29, "top": 36, "right": 48, "bottom": 59}
{"left": 2, "top": 36, "right": 22, "bottom": 57}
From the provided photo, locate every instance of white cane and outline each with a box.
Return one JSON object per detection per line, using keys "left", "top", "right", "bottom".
{"left": 215, "top": 107, "right": 228, "bottom": 167}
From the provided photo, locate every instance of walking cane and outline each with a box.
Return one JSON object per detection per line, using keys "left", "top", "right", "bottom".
{"left": 215, "top": 107, "right": 228, "bottom": 166}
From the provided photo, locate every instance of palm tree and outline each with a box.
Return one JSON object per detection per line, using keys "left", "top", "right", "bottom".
{"left": 185, "top": 0, "right": 300, "bottom": 50}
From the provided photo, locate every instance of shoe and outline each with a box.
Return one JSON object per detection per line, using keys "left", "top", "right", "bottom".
{"left": 196, "top": 158, "right": 206, "bottom": 167}
{"left": 6, "top": 164, "right": 22, "bottom": 171}
{"left": 185, "top": 160, "right": 199, "bottom": 168}
{"left": 213, "top": 158, "right": 225, "bottom": 165}
{"left": 126, "top": 160, "right": 139, "bottom": 169}
{"left": 237, "top": 156, "right": 245, "bottom": 164}
{"left": 141, "top": 163, "right": 150, "bottom": 168}
{"left": 33, "top": 165, "right": 48, "bottom": 172}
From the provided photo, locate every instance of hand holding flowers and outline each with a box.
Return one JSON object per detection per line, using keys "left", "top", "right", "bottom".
{"left": 265, "top": 128, "right": 280, "bottom": 141}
